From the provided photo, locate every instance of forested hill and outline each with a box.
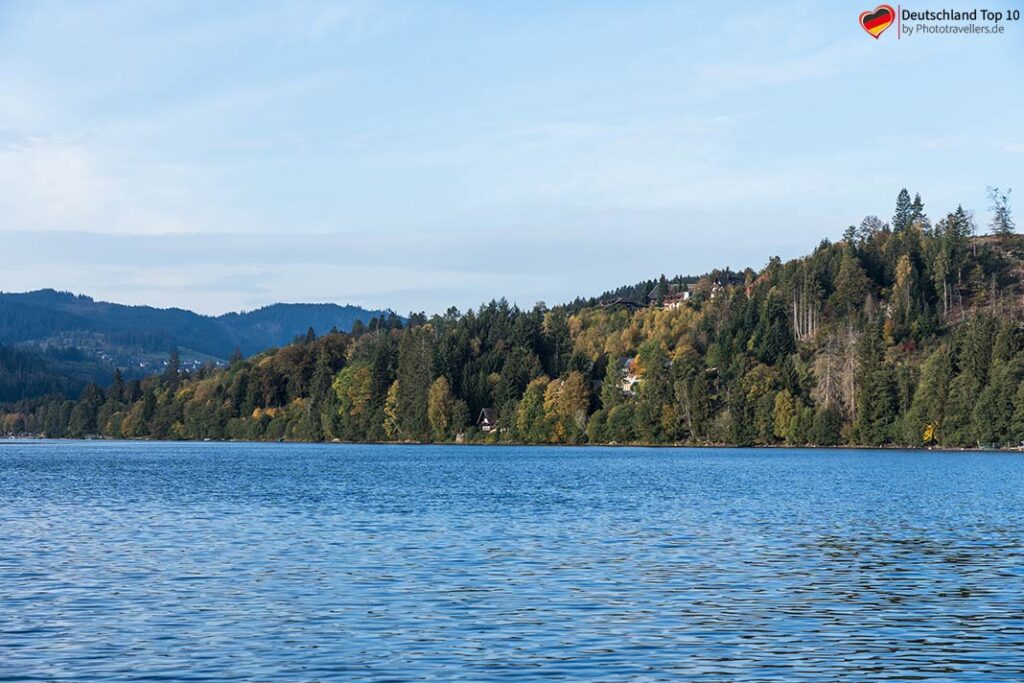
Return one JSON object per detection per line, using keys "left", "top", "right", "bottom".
{"left": 4, "top": 189, "right": 1023, "bottom": 449}
{"left": 0, "top": 291, "right": 393, "bottom": 393}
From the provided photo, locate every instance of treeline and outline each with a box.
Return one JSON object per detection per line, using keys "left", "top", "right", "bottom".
{"left": 0, "top": 346, "right": 85, "bottom": 404}
{"left": 3, "top": 188, "right": 1022, "bottom": 449}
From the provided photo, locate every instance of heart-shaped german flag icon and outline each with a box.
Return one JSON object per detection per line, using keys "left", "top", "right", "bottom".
{"left": 860, "top": 5, "right": 895, "bottom": 38}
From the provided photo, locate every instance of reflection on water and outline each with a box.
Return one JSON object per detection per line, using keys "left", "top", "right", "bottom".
{"left": 2, "top": 441, "right": 1024, "bottom": 681}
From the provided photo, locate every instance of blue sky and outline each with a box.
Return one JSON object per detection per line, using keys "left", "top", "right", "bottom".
{"left": 1, "top": 1, "right": 1022, "bottom": 315}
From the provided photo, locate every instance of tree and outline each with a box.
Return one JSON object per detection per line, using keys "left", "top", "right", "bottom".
{"left": 892, "top": 254, "right": 915, "bottom": 323}
{"left": 634, "top": 341, "right": 672, "bottom": 442}
{"left": 988, "top": 186, "right": 1015, "bottom": 236}
{"left": 1011, "top": 381, "right": 1024, "bottom": 443}
{"left": 605, "top": 403, "right": 636, "bottom": 443}
{"left": 809, "top": 405, "right": 842, "bottom": 446}
{"left": 299, "top": 347, "right": 334, "bottom": 441}
{"left": 451, "top": 399, "right": 470, "bottom": 437}
{"left": 856, "top": 215, "right": 885, "bottom": 243}
{"left": 831, "top": 252, "right": 870, "bottom": 318}
{"left": 163, "top": 349, "right": 182, "bottom": 390}
{"left": 973, "top": 358, "right": 1023, "bottom": 446}
{"left": 903, "top": 346, "right": 953, "bottom": 445}
{"left": 333, "top": 365, "right": 372, "bottom": 440}
{"left": 516, "top": 377, "right": 551, "bottom": 442}
{"left": 773, "top": 390, "right": 796, "bottom": 442}
{"left": 754, "top": 291, "right": 795, "bottom": 365}
{"left": 383, "top": 380, "right": 401, "bottom": 440}
{"left": 427, "top": 376, "right": 455, "bottom": 441}
{"left": 943, "top": 373, "right": 979, "bottom": 447}
{"left": 542, "top": 310, "right": 572, "bottom": 377}
{"left": 396, "top": 326, "right": 434, "bottom": 440}
{"left": 893, "top": 188, "right": 913, "bottom": 232}
{"left": 853, "top": 323, "right": 895, "bottom": 446}
{"left": 559, "top": 371, "right": 590, "bottom": 439}
{"left": 910, "top": 193, "right": 928, "bottom": 228}
{"left": 600, "top": 357, "right": 626, "bottom": 410}
{"left": 495, "top": 347, "right": 541, "bottom": 408}
{"left": 673, "top": 347, "right": 711, "bottom": 441}
{"left": 931, "top": 246, "right": 951, "bottom": 320}
{"left": 67, "top": 384, "right": 102, "bottom": 437}
{"left": 543, "top": 372, "right": 589, "bottom": 443}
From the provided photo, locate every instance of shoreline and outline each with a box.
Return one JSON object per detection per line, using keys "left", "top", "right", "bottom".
{"left": 2, "top": 435, "right": 1020, "bottom": 454}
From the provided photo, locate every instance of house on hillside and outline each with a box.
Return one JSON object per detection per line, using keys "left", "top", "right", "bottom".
{"left": 711, "top": 271, "right": 745, "bottom": 299}
{"left": 477, "top": 408, "right": 498, "bottom": 433}
{"left": 648, "top": 282, "right": 692, "bottom": 310}
{"left": 663, "top": 284, "right": 692, "bottom": 309}
{"left": 617, "top": 357, "right": 641, "bottom": 394}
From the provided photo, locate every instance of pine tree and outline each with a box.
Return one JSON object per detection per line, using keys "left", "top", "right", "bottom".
{"left": 910, "top": 193, "right": 927, "bottom": 227}
{"left": 601, "top": 357, "right": 625, "bottom": 410}
{"left": 67, "top": 384, "right": 103, "bottom": 437}
{"left": 396, "top": 326, "right": 434, "bottom": 440}
{"left": 809, "top": 405, "right": 842, "bottom": 446}
{"left": 893, "top": 188, "right": 913, "bottom": 232}
{"left": 755, "top": 292, "right": 794, "bottom": 364}
{"left": 988, "top": 186, "right": 1015, "bottom": 236}
{"left": 943, "top": 373, "right": 979, "bottom": 447}
{"left": 163, "top": 350, "right": 181, "bottom": 390}
{"left": 853, "top": 323, "right": 895, "bottom": 446}
{"left": 110, "top": 368, "right": 126, "bottom": 403}
{"left": 903, "top": 346, "right": 952, "bottom": 445}
{"left": 300, "top": 347, "right": 333, "bottom": 441}
{"left": 973, "top": 358, "right": 1023, "bottom": 446}
{"left": 1011, "top": 382, "right": 1024, "bottom": 444}
{"left": 831, "top": 251, "right": 870, "bottom": 318}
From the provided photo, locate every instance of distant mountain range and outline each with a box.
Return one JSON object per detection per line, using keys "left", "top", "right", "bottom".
{"left": 0, "top": 289, "right": 393, "bottom": 397}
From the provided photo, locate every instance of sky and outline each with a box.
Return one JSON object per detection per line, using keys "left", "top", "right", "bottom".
{"left": 1, "top": 0, "right": 1022, "bottom": 315}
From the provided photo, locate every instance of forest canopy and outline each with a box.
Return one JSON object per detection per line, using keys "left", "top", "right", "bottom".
{"left": 3, "top": 189, "right": 1022, "bottom": 450}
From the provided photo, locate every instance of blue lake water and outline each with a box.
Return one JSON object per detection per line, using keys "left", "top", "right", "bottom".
{"left": 2, "top": 441, "right": 1024, "bottom": 681}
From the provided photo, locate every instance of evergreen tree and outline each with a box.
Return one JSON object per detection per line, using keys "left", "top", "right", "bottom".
{"left": 893, "top": 188, "right": 913, "bottom": 232}
{"left": 809, "top": 405, "right": 842, "bottom": 446}
{"left": 988, "top": 186, "right": 1015, "bottom": 236}
{"left": 831, "top": 251, "right": 870, "bottom": 318}
{"left": 853, "top": 323, "right": 896, "bottom": 446}
{"left": 163, "top": 350, "right": 181, "bottom": 390}
{"left": 910, "top": 193, "right": 927, "bottom": 228}
{"left": 396, "top": 326, "right": 434, "bottom": 441}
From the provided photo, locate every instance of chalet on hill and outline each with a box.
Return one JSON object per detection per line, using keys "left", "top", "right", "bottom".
{"left": 477, "top": 408, "right": 498, "bottom": 433}
{"left": 648, "top": 282, "right": 692, "bottom": 309}
{"left": 617, "top": 357, "right": 640, "bottom": 394}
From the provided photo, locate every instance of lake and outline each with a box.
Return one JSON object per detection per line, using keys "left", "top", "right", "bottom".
{"left": 2, "top": 441, "right": 1024, "bottom": 681}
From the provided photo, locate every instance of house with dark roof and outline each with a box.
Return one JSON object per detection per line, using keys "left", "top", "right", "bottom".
{"left": 648, "top": 282, "right": 692, "bottom": 310}
{"left": 477, "top": 408, "right": 498, "bottom": 433}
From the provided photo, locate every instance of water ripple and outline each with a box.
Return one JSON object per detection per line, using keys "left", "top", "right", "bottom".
{"left": 2, "top": 441, "right": 1024, "bottom": 680}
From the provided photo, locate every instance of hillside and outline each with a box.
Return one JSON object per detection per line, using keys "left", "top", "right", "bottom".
{"left": 0, "top": 291, "right": 393, "bottom": 396}
{"left": 4, "top": 190, "right": 1023, "bottom": 449}
{"left": 0, "top": 346, "right": 86, "bottom": 403}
